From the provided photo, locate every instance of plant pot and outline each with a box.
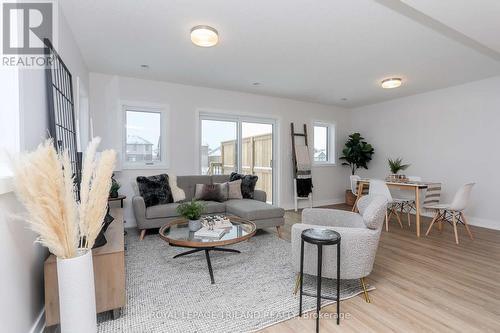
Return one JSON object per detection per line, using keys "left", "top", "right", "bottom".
{"left": 56, "top": 250, "right": 97, "bottom": 333}
{"left": 109, "top": 191, "right": 119, "bottom": 198}
{"left": 188, "top": 219, "right": 202, "bottom": 232}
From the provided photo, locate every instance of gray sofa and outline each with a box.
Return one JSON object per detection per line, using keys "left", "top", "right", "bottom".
{"left": 132, "top": 174, "right": 285, "bottom": 239}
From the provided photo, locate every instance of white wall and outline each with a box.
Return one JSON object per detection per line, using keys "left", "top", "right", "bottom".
{"left": 89, "top": 73, "right": 352, "bottom": 227}
{"left": 0, "top": 4, "right": 89, "bottom": 333}
{"left": 350, "top": 76, "right": 500, "bottom": 229}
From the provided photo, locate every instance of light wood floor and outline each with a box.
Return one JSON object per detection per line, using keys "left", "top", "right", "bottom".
{"left": 262, "top": 204, "right": 500, "bottom": 333}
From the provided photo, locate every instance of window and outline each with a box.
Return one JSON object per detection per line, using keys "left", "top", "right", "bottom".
{"left": 123, "top": 105, "right": 167, "bottom": 168}
{"left": 313, "top": 122, "right": 335, "bottom": 164}
{"left": 199, "top": 113, "right": 277, "bottom": 204}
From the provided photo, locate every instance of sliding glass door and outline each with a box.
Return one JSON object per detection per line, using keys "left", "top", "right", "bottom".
{"left": 241, "top": 122, "right": 273, "bottom": 203}
{"left": 200, "top": 119, "right": 237, "bottom": 175}
{"left": 200, "top": 114, "right": 276, "bottom": 204}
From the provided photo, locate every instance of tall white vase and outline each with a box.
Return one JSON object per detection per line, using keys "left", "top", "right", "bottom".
{"left": 56, "top": 249, "right": 97, "bottom": 333}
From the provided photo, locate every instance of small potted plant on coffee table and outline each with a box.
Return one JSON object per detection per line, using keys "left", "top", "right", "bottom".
{"left": 176, "top": 199, "right": 206, "bottom": 231}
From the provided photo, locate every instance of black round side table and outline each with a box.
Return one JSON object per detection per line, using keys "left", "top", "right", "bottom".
{"left": 298, "top": 228, "right": 341, "bottom": 332}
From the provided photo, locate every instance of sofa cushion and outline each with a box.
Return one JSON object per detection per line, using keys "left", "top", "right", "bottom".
{"left": 225, "top": 199, "right": 284, "bottom": 221}
{"left": 177, "top": 175, "right": 212, "bottom": 201}
{"left": 211, "top": 174, "right": 230, "bottom": 184}
{"left": 202, "top": 201, "right": 226, "bottom": 214}
{"left": 146, "top": 203, "right": 179, "bottom": 219}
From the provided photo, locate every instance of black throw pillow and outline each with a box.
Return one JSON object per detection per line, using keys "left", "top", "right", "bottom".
{"left": 229, "top": 172, "right": 258, "bottom": 199}
{"left": 136, "top": 174, "right": 173, "bottom": 207}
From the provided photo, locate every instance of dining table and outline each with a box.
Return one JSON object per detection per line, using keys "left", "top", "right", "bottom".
{"left": 354, "top": 179, "right": 429, "bottom": 237}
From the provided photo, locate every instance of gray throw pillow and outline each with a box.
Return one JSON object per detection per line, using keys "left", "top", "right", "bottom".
{"left": 227, "top": 179, "right": 243, "bottom": 199}
{"left": 136, "top": 174, "right": 173, "bottom": 207}
{"left": 194, "top": 183, "right": 228, "bottom": 202}
{"left": 229, "top": 172, "right": 258, "bottom": 199}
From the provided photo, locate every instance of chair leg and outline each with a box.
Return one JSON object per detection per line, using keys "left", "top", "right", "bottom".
{"left": 407, "top": 211, "right": 411, "bottom": 226}
{"left": 139, "top": 229, "right": 146, "bottom": 240}
{"left": 461, "top": 212, "right": 474, "bottom": 240}
{"left": 276, "top": 226, "right": 282, "bottom": 239}
{"left": 425, "top": 211, "right": 440, "bottom": 236}
{"left": 293, "top": 273, "right": 301, "bottom": 295}
{"left": 452, "top": 212, "right": 459, "bottom": 244}
{"left": 394, "top": 209, "right": 403, "bottom": 228}
{"left": 351, "top": 197, "right": 358, "bottom": 212}
{"left": 360, "top": 277, "right": 371, "bottom": 303}
{"left": 385, "top": 211, "right": 389, "bottom": 232}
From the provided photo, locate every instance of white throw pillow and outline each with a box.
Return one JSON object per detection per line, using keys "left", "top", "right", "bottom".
{"left": 168, "top": 174, "right": 186, "bottom": 202}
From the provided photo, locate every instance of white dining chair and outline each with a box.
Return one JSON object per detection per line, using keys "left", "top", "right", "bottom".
{"left": 392, "top": 176, "right": 422, "bottom": 226}
{"left": 425, "top": 182, "right": 475, "bottom": 244}
{"left": 369, "top": 179, "right": 403, "bottom": 231}
{"left": 350, "top": 175, "right": 361, "bottom": 212}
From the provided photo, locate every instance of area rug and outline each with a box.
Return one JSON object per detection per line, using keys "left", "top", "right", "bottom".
{"left": 97, "top": 229, "right": 374, "bottom": 333}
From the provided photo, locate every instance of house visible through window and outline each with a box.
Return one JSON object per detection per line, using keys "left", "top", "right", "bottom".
{"left": 313, "top": 123, "right": 335, "bottom": 164}
{"left": 124, "top": 108, "right": 163, "bottom": 166}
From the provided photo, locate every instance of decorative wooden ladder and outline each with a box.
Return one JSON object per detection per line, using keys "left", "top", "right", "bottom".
{"left": 291, "top": 123, "right": 313, "bottom": 212}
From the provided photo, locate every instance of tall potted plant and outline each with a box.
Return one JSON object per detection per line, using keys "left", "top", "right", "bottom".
{"left": 339, "top": 133, "right": 375, "bottom": 175}
{"left": 12, "top": 138, "right": 116, "bottom": 333}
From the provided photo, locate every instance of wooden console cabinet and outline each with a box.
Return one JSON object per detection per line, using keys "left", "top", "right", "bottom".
{"left": 44, "top": 206, "right": 126, "bottom": 327}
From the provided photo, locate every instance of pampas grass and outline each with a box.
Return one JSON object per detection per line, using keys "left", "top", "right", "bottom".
{"left": 12, "top": 138, "right": 116, "bottom": 258}
{"left": 79, "top": 140, "right": 116, "bottom": 249}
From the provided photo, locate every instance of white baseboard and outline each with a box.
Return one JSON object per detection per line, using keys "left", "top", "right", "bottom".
{"left": 418, "top": 211, "right": 500, "bottom": 231}
{"left": 464, "top": 216, "right": 499, "bottom": 230}
{"left": 29, "top": 307, "right": 45, "bottom": 333}
{"left": 282, "top": 197, "right": 345, "bottom": 211}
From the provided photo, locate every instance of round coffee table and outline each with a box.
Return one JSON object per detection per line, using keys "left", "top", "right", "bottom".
{"left": 159, "top": 215, "right": 256, "bottom": 284}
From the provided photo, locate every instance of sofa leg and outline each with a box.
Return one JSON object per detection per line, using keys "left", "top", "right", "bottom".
{"left": 276, "top": 226, "right": 282, "bottom": 239}
{"left": 360, "top": 277, "right": 371, "bottom": 303}
{"left": 139, "top": 229, "right": 146, "bottom": 241}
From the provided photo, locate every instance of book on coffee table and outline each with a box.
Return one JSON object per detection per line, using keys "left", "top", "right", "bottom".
{"left": 194, "top": 227, "right": 227, "bottom": 239}
{"left": 201, "top": 215, "right": 233, "bottom": 229}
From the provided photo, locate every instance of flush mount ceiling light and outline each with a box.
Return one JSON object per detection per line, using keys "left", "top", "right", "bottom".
{"left": 381, "top": 77, "right": 402, "bottom": 89}
{"left": 190, "top": 25, "right": 219, "bottom": 47}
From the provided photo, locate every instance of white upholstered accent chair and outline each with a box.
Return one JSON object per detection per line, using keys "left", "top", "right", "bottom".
{"left": 369, "top": 179, "right": 403, "bottom": 231}
{"left": 291, "top": 194, "right": 388, "bottom": 303}
{"left": 425, "top": 182, "right": 475, "bottom": 244}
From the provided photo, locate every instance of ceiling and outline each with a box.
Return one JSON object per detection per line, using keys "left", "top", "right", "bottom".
{"left": 59, "top": 0, "right": 500, "bottom": 108}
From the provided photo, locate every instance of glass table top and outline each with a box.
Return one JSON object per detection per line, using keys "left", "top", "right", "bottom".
{"left": 159, "top": 216, "right": 256, "bottom": 246}
{"left": 302, "top": 228, "right": 341, "bottom": 243}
